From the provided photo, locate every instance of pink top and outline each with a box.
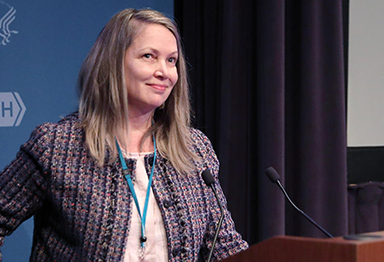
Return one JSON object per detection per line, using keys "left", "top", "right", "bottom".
{"left": 122, "top": 152, "right": 168, "bottom": 262}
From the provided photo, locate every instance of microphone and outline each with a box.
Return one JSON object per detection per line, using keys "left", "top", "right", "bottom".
{"left": 202, "top": 169, "right": 224, "bottom": 262}
{"left": 265, "top": 166, "right": 333, "bottom": 238}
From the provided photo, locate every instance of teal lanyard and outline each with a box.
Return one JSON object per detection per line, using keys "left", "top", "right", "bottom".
{"left": 116, "top": 136, "right": 157, "bottom": 248}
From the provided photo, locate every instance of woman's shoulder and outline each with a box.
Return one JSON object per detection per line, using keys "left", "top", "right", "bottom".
{"left": 188, "top": 127, "right": 214, "bottom": 151}
{"left": 18, "top": 113, "right": 83, "bottom": 165}
{"left": 188, "top": 127, "right": 219, "bottom": 172}
{"left": 36, "top": 112, "right": 80, "bottom": 129}
{"left": 189, "top": 127, "right": 210, "bottom": 143}
{"left": 189, "top": 127, "right": 209, "bottom": 141}
{"left": 28, "top": 112, "right": 83, "bottom": 142}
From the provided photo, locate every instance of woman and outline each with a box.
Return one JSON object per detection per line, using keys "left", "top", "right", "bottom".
{"left": 0, "top": 8, "right": 248, "bottom": 261}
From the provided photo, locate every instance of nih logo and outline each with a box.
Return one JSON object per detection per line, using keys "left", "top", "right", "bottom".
{"left": 0, "top": 92, "right": 26, "bottom": 127}
{"left": 0, "top": 1, "right": 18, "bottom": 46}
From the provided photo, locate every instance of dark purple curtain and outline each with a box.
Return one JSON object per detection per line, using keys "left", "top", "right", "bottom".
{"left": 174, "top": 0, "right": 348, "bottom": 244}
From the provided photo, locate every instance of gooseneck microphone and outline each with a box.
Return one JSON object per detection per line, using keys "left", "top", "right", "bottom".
{"left": 202, "top": 169, "right": 224, "bottom": 262}
{"left": 265, "top": 166, "right": 333, "bottom": 238}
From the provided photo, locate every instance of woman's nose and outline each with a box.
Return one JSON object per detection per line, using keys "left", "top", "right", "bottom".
{"left": 154, "top": 61, "right": 169, "bottom": 79}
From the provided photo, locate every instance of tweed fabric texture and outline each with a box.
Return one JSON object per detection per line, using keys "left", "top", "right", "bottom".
{"left": 0, "top": 114, "right": 248, "bottom": 261}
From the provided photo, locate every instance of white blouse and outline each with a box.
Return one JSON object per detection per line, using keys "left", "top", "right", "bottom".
{"left": 122, "top": 152, "right": 168, "bottom": 262}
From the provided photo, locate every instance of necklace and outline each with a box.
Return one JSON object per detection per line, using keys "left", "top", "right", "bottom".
{"left": 116, "top": 135, "right": 157, "bottom": 260}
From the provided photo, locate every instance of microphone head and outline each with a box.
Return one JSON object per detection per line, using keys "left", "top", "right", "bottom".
{"left": 265, "top": 167, "right": 281, "bottom": 183}
{"left": 202, "top": 169, "right": 215, "bottom": 186}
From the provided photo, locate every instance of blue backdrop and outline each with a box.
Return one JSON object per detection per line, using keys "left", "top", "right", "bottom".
{"left": 0, "top": 1, "right": 173, "bottom": 260}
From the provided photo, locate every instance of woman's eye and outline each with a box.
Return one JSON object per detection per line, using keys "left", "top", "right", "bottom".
{"left": 143, "top": 54, "right": 153, "bottom": 59}
{"left": 168, "top": 57, "right": 177, "bottom": 64}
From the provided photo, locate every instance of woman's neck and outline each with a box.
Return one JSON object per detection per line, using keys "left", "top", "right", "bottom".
{"left": 118, "top": 110, "right": 154, "bottom": 153}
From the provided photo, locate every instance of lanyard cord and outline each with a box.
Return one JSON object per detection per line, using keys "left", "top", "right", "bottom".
{"left": 116, "top": 135, "right": 157, "bottom": 248}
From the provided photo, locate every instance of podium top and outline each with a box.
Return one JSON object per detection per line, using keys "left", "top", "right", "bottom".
{"left": 222, "top": 231, "right": 384, "bottom": 262}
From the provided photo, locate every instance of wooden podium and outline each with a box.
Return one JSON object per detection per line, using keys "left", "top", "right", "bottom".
{"left": 222, "top": 231, "right": 384, "bottom": 262}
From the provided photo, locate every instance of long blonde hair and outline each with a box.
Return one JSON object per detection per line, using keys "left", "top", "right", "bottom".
{"left": 78, "top": 8, "right": 199, "bottom": 174}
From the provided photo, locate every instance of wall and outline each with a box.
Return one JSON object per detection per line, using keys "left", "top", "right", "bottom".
{"left": 347, "top": 0, "right": 384, "bottom": 146}
{"left": 0, "top": 0, "right": 173, "bottom": 260}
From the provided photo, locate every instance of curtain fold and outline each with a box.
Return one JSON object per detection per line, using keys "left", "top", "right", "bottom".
{"left": 174, "top": 0, "right": 348, "bottom": 244}
{"left": 254, "top": 0, "right": 286, "bottom": 243}
{"left": 284, "top": 0, "right": 348, "bottom": 238}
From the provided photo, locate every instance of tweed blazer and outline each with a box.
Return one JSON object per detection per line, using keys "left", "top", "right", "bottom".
{"left": 0, "top": 114, "right": 248, "bottom": 261}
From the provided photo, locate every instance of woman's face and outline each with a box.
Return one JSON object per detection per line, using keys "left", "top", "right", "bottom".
{"left": 124, "top": 23, "right": 178, "bottom": 115}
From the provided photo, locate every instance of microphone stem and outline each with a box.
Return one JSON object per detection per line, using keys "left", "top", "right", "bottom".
{"left": 276, "top": 180, "right": 333, "bottom": 238}
{"left": 207, "top": 184, "right": 225, "bottom": 262}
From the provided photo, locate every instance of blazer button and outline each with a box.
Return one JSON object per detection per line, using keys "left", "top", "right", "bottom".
{"left": 163, "top": 199, "right": 173, "bottom": 208}
{"left": 172, "top": 248, "right": 180, "bottom": 257}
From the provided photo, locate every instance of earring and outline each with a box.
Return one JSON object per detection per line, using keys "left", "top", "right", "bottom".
{"left": 158, "top": 103, "right": 165, "bottom": 109}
